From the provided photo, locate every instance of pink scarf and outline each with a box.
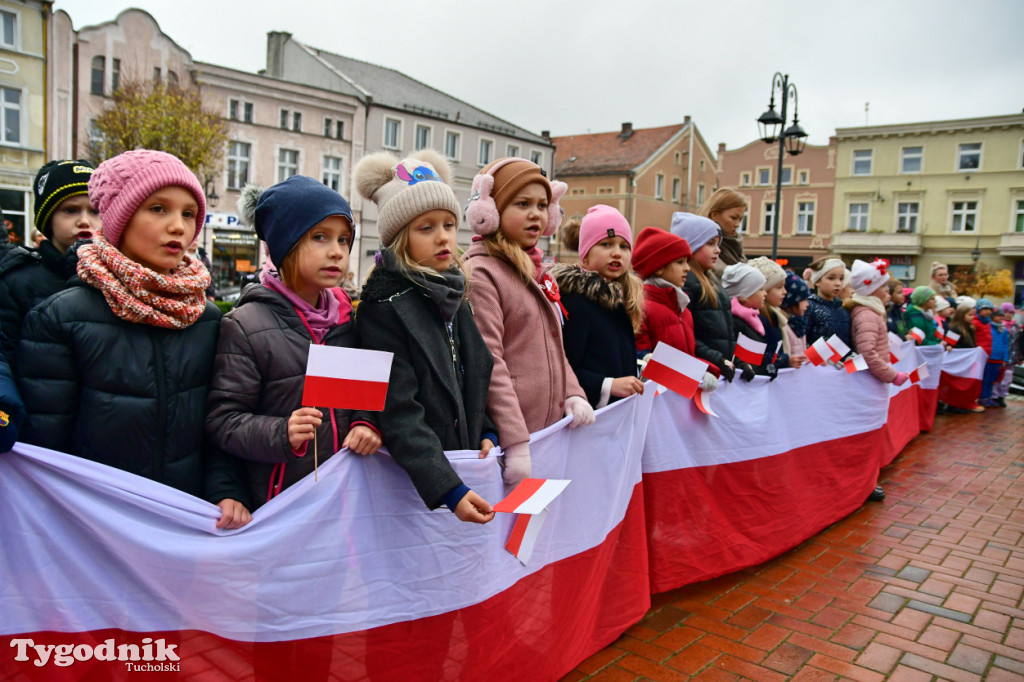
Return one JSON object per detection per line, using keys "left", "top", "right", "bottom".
{"left": 263, "top": 276, "right": 350, "bottom": 343}
{"left": 731, "top": 296, "right": 764, "bottom": 335}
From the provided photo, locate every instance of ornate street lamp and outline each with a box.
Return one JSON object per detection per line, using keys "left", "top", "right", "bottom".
{"left": 756, "top": 73, "right": 807, "bottom": 258}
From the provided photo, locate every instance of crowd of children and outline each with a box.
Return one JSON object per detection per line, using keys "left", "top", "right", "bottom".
{"left": 0, "top": 156, "right": 1021, "bottom": 522}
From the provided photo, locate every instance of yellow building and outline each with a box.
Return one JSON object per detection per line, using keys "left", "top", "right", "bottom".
{"left": 0, "top": 0, "right": 50, "bottom": 245}
{"left": 829, "top": 113, "right": 1024, "bottom": 298}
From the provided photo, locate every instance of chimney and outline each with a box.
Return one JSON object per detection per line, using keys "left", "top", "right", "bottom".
{"left": 718, "top": 142, "right": 726, "bottom": 154}
{"left": 620, "top": 122, "right": 633, "bottom": 139}
{"left": 684, "top": 115, "right": 691, "bottom": 125}
{"left": 541, "top": 130, "right": 551, "bottom": 141}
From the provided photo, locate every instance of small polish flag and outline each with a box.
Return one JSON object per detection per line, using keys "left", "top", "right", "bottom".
{"left": 805, "top": 338, "right": 834, "bottom": 366}
{"left": 908, "top": 362, "right": 930, "bottom": 384}
{"left": 302, "top": 345, "right": 393, "bottom": 411}
{"left": 642, "top": 342, "right": 708, "bottom": 399}
{"left": 734, "top": 333, "right": 767, "bottom": 365}
{"left": 933, "top": 326, "right": 946, "bottom": 341}
{"left": 825, "top": 335, "right": 850, "bottom": 360}
{"left": 505, "top": 509, "right": 548, "bottom": 565}
{"left": 694, "top": 389, "right": 718, "bottom": 417}
{"left": 888, "top": 331, "right": 903, "bottom": 346}
{"left": 944, "top": 330, "right": 961, "bottom": 345}
{"left": 493, "top": 478, "right": 571, "bottom": 515}
{"left": 909, "top": 327, "right": 925, "bottom": 343}
{"left": 771, "top": 341, "right": 783, "bottom": 363}
{"left": 844, "top": 354, "right": 869, "bottom": 373}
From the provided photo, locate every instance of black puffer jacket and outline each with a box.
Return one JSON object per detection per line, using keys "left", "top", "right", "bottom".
{"left": 683, "top": 270, "right": 734, "bottom": 374}
{"left": 16, "top": 279, "right": 242, "bottom": 503}
{"left": 356, "top": 265, "right": 495, "bottom": 510}
{"left": 0, "top": 240, "right": 79, "bottom": 365}
{"left": 205, "top": 282, "right": 377, "bottom": 509}
{"left": 551, "top": 264, "right": 638, "bottom": 408}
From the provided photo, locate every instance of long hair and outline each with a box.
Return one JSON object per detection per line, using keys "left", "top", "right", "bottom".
{"left": 617, "top": 270, "right": 646, "bottom": 333}
{"left": 390, "top": 224, "right": 470, "bottom": 282}
{"left": 483, "top": 230, "right": 536, "bottom": 285}
{"left": 697, "top": 187, "right": 747, "bottom": 220}
{"left": 689, "top": 249, "right": 720, "bottom": 308}
{"left": 949, "top": 305, "right": 976, "bottom": 346}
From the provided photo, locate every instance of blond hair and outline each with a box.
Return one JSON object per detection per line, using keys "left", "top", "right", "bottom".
{"left": 698, "top": 188, "right": 747, "bottom": 221}
{"left": 616, "top": 270, "right": 646, "bottom": 332}
{"left": 483, "top": 230, "right": 536, "bottom": 285}
{"left": 390, "top": 223, "right": 469, "bottom": 280}
{"left": 690, "top": 256, "right": 720, "bottom": 308}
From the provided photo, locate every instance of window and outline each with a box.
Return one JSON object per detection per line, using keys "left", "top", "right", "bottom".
{"left": 243, "top": 102, "right": 253, "bottom": 123}
{"left": 1, "top": 87, "right": 21, "bottom": 144}
{"left": 781, "top": 167, "right": 792, "bottom": 185}
{"left": 226, "top": 142, "right": 250, "bottom": 190}
{"left": 531, "top": 150, "right": 543, "bottom": 166}
{"left": 951, "top": 201, "right": 977, "bottom": 232}
{"left": 696, "top": 182, "right": 705, "bottom": 205}
{"left": 478, "top": 138, "right": 493, "bottom": 166}
{"left": 153, "top": 67, "right": 161, "bottom": 82}
{"left": 324, "top": 118, "right": 332, "bottom": 137}
{"left": 0, "top": 10, "right": 16, "bottom": 49}
{"left": 0, "top": 188, "right": 26, "bottom": 244}
{"left": 111, "top": 59, "right": 121, "bottom": 92}
{"left": 507, "top": 144, "right": 520, "bottom": 158}
{"left": 277, "top": 148, "right": 299, "bottom": 183}
{"left": 671, "top": 177, "right": 681, "bottom": 203}
{"left": 901, "top": 146, "right": 923, "bottom": 174}
{"left": 674, "top": 152, "right": 682, "bottom": 165}
{"left": 848, "top": 203, "right": 869, "bottom": 231}
{"left": 741, "top": 172, "right": 751, "bottom": 187}
{"left": 383, "top": 118, "right": 401, "bottom": 149}
{"left": 90, "top": 56, "right": 105, "bottom": 96}
{"left": 292, "top": 112, "right": 301, "bottom": 133}
{"left": 229, "top": 99, "right": 239, "bottom": 121}
{"left": 757, "top": 168, "right": 770, "bottom": 185}
{"left": 1015, "top": 200, "right": 1024, "bottom": 233}
{"left": 797, "top": 202, "right": 815, "bottom": 234}
{"left": 958, "top": 143, "right": 981, "bottom": 171}
{"left": 445, "top": 131, "right": 460, "bottom": 161}
{"left": 763, "top": 202, "right": 776, "bottom": 233}
{"left": 324, "top": 117, "right": 342, "bottom": 139}
{"left": 852, "top": 150, "right": 872, "bottom": 176}
{"left": 655, "top": 174, "right": 664, "bottom": 200}
{"left": 279, "top": 109, "right": 289, "bottom": 130}
{"left": 597, "top": 187, "right": 613, "bottom": 195}
{"left": 699, "top": 159, "right": 705, "bottom": 172}
{"left": 322, "top": 156, "right": 342, "bottom": 191}
{"left": 570, "top": 188, "right": 585, "bottom": 196}
{"left": 414, "top": 124, "right": 430, "bottom": 151}
{"left": 167, "top": 71, "right": 178, "bottom": 87}
{"left": 737, "top": 214, "right": 748, "bottom": 234}
{"left": 897, "top": 202, "right": 919, "bottom": 233}
{"left": 799, "top": 170, "right": 809, "bottom": 185}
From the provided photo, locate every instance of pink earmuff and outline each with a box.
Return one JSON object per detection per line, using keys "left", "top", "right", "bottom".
{"left": 465, "top": 157, "right": 565, "bottom": 237}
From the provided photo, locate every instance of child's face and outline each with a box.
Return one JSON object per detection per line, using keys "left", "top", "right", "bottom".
{"left": 964, "top": 309, "right": 975, "bottom": 323}
{"left": 406, "top": 209, "right": 457, "bottom": 272}
{"left": 50, "top": 194, "right": 100, "bottom": 253}
{"left": 654, "top": 258, "right": 690, "bottom": 288}
{"left": 765, "top": 282, "right": 785, "bottom": 307}
{"left": 738, "top": 289, "right": 767, "bottom": 309}
{"left": 794, "top": 299, "right": 810, "bottom": 316}
{"left": 499, "top": 182, "right": 548, "bottom": 249}
{"left": 120, "top": 187, "right": 198, "bottom": 274}
{"left": 978, "top": 307, "right": 992, "bottom": 319}
{"left": 991, "top": 312, "right": 1004, "bottom": 323}
{"left": 692, "top": 237, "right": 720, "bottom": 271}
{"left": 891, "top": 288, "right": 905, "bottom": 305}
{"left": 922, "top": 297, "right": 937, "bottom": 312}
{"left": 291, "top": 216, "right": 351, "bottom": 299}
{"left": 870, "top": 284, "right": 891, "bottom": 305}
{"left": 815, "top": 267, "right": 844, "bottom": 300}
{"left": 711, "top": 206, "right": 745, "bottom": 237}
{"left": 582, "top": 235, "right": 631, "bottom": 282}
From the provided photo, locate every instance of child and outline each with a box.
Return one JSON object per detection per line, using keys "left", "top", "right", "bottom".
{"left": 697, "top": 188, "right": 748, "bottom": 278}
{"left": 749, "top": 257, "right": 805, "bottom": 368}
{"left": 994, "top": 303, "right": 1021, "bottom": 405}
{"left": 846, "top": 259, "right": 909, "bottom": 501}
{"left": 934, "top": 296, "right": 953, "bottom": 337}
{"left": 353, "top": 151, "right": 495, "bottom": 523}
{"left": 0, "top": 160, "right": 99, "bottom": 364}
{"left": 838, "top": 268, "right": 854, "bottom": 302}
{"left": 464, "top": 158, "right": 594, "bottom": 487}
{"left": 804, "top": 258, "right": 851, "bottom": 347}
{"left": 981, "top": 307, "right": 1009, "bottom": 407}
{"left": 904, "top": 286, "right": 941, "bottom": 346}
{"left": 17, "top": 150, "right": 249, "bottom": 529}
{"left": 886, "top": 277, "right": 906, "bottom": 337}
{"left": 781, "top": 270, "right": 810, "bottom": 356}
{"left": 949, "top": 304, "right": 977, "bottom": 349}
{"left": 551, "top": 205, "right": 644, "bottom": 408}
{"left": 972, "top": 298, "right": 994, "bottom": 359}
{"left": 723, "top": 262, "right": 776, "bottom": 378}
{"left": 205, "top": 175, "right": 381, "bottom": 510}
{"left": 672, "top": 212, "right": 750, "bottom": 381}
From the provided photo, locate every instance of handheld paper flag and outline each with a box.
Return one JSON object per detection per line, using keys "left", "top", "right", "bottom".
{"left": 642, "top": 342, "right": 708, "bottom": 399}
{"left": 825, "top": 334, "right": 850, "bottom": 360}
{"left": 909, "top": 327, "right": 925, "bottom": 343}
{"left": 933, "top": 326, "right": 945, "bottom": 341}
{"left": 888, "top": 331, "right": 903, "bottom": 346}
{"left": 771, "top": 341, "right": 782, "bottom": 364}
{"left": 694, "top": 389, "right": 718, "bottom": 417}
{"left": 505, "top": 509, "right": 548, "bottom": 565}
{"left": 908, "top": 362, "right": 930, "bottom": 384}
{"left": 734, "top": 333, "right": 767, "bottom": 365}
{"left": 493, "top": 478, "right": 570, "bottom": 515}
{"left": 805, "top": 338, "right": 833, "bottom": 366}
{"left": 944, "top": 330, "right": 961, "bottom": 345}
{"left": 843, "top": 354, "right": 869, "bottom": 374}
{"left": 302, "top": 345, "right": 393, "bottom": 411}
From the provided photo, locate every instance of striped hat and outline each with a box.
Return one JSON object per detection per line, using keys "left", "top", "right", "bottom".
{"left": 33, "top": 159, "right": 95, "bottom": 238}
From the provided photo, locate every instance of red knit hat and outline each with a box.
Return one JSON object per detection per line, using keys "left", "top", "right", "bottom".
{"left": 632, "top": 226, "right": 691, "bottom": 280}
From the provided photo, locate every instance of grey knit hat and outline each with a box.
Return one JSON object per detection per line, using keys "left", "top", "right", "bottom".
{"left": 722, "top": 262, "right": 766, "bottom": 299}
{"left": 353, "top": 149, "right": 461, "bottom": 247}
{"left": 747, "top": 257, "right": 786, "bottom": 291}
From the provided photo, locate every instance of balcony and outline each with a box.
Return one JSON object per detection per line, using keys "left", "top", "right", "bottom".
{"left": 829, "top": 231, "right": 923, "bottom": 255}
{"left": 997, "top": 232, "right": 1024, "bottom": 257}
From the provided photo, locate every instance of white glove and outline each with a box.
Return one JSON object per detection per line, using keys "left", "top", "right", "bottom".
{"left": 564, "top": 395, "right": 595, "bottom": 428}
{"left": 501, "top": 442, "right": 531, "bottom": 487}
{"left": 700, "top": 371, "right": 719, "bottom": 393}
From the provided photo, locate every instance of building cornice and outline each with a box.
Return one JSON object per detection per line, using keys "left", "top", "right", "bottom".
{"left": 836, "top": 114, "right": 1024, "bottom": 140}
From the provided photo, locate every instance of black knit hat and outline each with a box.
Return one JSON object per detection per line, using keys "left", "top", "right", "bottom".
{"left": 33, "top": 159, "right": 95, "bottom": 238}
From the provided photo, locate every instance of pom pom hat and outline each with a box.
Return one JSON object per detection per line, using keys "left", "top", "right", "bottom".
{"left": 578, "top": 204, "right": 632, "bottom": 260}
{"left": 850, "top": 258, "right": 891, "bottom": 296}
{"left": 353, "top": 149, "right": 460, "bottom": 247}
{"left": 782, "top": 271, "right": 810, "bottom": 309}
{"left": 88, "top": 150, "right": 205, "bottom": 248}
{"left": 465, "top": 157, "right": 567, "bottom": 237}
{"left": 34, "top": 159, "right": 95, "bottom": 238}
{"left": 747, "top": 256, "right": 786, "bottom": 291}
{"left": 669, "top": 212, "right": 721, "bottom": 253}
{"left": 722, "top": 263, "right": 766, "bottom": 300}
{"left": 632, "top": 227, "right": 691, "bottom": 280}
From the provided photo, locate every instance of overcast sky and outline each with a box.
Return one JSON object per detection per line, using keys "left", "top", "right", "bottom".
{"left": 54, "top": 0, "right": 1023, "bottom": 150}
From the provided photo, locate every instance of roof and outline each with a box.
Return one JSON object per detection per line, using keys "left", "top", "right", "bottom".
{"left": 300, "top": 42, "right": 551, "bottom": 146}
{"left": 553, "top": 124, "right": 686, "bottom": 176}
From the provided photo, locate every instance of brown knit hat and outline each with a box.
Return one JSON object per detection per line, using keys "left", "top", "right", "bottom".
{"left": 485, "top": 158, "right": 551, "bottom": 214}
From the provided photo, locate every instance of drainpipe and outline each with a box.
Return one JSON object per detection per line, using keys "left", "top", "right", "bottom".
{"left": 686, "top": 118, "right": 694, "bottom": 211}
{"left": 625, "top": 170, "right": 636, "bottom": 229}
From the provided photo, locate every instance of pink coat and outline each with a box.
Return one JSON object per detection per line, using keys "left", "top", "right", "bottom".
{"left": 851, "top": 304, "right": 897, "bottom": 383}
{"left": 465, "top": 242, "right": 585, "bottom": 449}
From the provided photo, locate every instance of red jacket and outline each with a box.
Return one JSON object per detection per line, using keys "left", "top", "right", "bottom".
{"left": 637, "top": 283, "right": 696, "bottom": 357}
{"left": 972, "top": 316, "right": 993, "bottom": 355}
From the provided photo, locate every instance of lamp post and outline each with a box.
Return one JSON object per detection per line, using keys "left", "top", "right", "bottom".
{"left": 757, "top": 73, "right": 807, "bottom": 259}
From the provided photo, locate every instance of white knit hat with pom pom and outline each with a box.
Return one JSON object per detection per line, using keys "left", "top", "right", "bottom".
{"left": 353, "top": 149, "right": 461, "bottom": 247}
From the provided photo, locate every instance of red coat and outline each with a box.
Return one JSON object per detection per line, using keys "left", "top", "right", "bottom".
{"left": 972, "top": 316, "right": 992, "bottom": 355}
{"left": 637, "top": 283, "right": 697, "bottom": 357}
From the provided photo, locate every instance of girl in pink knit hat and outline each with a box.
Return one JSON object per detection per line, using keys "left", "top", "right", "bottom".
{"left": 16, "top": 149, "right": 251, "bottom": 529}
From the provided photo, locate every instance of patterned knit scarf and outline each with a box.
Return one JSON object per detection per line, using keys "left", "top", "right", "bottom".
{"left": 77, "top": 234, "right": 210, "bottom": 329}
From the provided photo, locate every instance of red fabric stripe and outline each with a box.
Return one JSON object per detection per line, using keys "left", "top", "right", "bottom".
{"left": 918, "top": 388, "right": 938, "bottom": 433}
{"left": 642, "top": 359, "right": 699, "bottom": 399}
{"left": 302, "top": 376, "right": 387, "bottom": 411}
{"left": 881, "top": 385, "right": 920, "bottom": 467}
{"left": 505, "top": 514, "right": 530, "bottom": 555}
{"left": 492, "top": 478, "right": 546, "bottom": 513}
{"left": 733, "top": 345, "right": 762, "bottom": 365}
{"left": 938, "top": 372, "right": 982, "bottom": 410}
{"left": 805, "top": 344, "right": 824, "bottom": 366}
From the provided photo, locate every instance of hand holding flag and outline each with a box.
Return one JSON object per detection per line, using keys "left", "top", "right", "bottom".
{"left": 734, "top": 333, "right": 768, "bottom": 366}
{"left": 805, "top": 338, "right": 834, "bottom": 367}
{"left": 909, "top": 327, "right": 925, "bottom": 344}
{"left": 642, "top": 342, "right": 708, "bottom": 399}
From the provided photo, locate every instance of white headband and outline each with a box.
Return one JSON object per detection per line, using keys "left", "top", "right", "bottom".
{"left": 810, "top": 259, "right": 845, "bottom": 285}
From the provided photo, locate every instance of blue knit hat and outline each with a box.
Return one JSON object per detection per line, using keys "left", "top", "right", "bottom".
{"left": 975, "top": 298, "right": 994, "bottom": 313}
{"left": 782, "top": 270, "right": 810, "bottom": 309}
{"left": 238, "top": 175, "right": 354, "bottom": 267}
{"left": 669, "top": 212, "right": 722, "bottom": 253}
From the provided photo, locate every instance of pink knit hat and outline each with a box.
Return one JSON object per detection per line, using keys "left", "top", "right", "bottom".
{"left": 578, "top": 204, "right": 632, "bottom": 260}
{"left": 88, "top": 150, "right": 206, "bottom": 248}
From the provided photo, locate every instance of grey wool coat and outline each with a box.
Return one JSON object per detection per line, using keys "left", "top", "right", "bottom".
{"left": 356, "top": 265, "right": 496, "bottom": 510}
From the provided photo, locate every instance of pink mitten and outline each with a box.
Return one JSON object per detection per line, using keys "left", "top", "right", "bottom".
{"left": 893, "top": 372, "right": 909, "bottom": 386}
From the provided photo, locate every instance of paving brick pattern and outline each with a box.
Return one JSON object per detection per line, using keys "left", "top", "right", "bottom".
{"left": 565, "top": 397, "right": 1024, "bottom": 681}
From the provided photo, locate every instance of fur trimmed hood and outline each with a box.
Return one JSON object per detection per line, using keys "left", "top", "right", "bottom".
{"left": 550, "top": 263, "right": 627, "bottom": 311}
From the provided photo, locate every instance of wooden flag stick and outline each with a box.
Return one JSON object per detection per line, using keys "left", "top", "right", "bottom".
{"left": 314, "top": 410, "right": 318, "bottom": 482}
